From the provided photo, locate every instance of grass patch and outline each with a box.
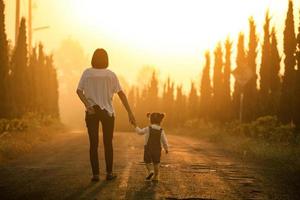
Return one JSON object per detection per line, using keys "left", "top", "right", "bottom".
{"left": 171, "top": 116, "right": 300, "bottom": 172}
{"left": 0, "top": 113, "right": 65, "bottom": 162}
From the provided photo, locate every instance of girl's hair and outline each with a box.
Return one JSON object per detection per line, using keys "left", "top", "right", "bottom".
{"left": 147, "top": 112, "right": 165, "bottom": 124}
{"left": 91, "top": 48, "right": 109, "bottom": 68}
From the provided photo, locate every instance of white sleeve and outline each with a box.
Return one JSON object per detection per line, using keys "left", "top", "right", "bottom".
{"left": 112, "top": 73, "right": 122, "bottom": 93}
{"left": 161, "top": 130, "right": 169, "bottom": 150}
{"left": 77, "top": 70, "right": 86, "bottom": 91}
{"left": 135, "top": 127, "right": 149, "bottom": 135}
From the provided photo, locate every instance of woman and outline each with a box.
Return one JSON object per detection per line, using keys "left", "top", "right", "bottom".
{"left": 76, "top": 48, "right": 136, "bottom": 181}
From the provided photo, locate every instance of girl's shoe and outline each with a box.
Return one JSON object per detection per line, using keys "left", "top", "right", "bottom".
{"left": 145, "top": 172, "right": 154, "bottom": 181}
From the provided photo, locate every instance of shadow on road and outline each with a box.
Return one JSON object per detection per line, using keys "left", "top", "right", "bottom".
{"left": 65, "top": 181, "right": 115, "bottom": 200}
{"left": 129, "top": 181, "right": 158, "bottom": 199}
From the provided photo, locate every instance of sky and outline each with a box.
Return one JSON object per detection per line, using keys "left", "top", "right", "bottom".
{"left": 3, "top": 0, "right": 300, "bottom": 91}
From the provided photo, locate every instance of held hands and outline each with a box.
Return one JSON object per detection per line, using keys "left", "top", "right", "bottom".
{"left": 128, "top": 112, "right": 136, "bottom": 127}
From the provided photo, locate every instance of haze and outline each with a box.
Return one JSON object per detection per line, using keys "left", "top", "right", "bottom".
{"left": 4, "top": 0, "right": 300, "bottom": 87}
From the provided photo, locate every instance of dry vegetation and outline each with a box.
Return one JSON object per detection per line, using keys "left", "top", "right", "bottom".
{"left": 172, "top": 116, "right": 300, "bottom": 172}
{"left": 0, "top": 113, "right": 65, "bottom": 162}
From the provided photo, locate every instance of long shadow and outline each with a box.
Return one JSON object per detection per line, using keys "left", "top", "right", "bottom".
{"left": 129, "top": 181, "right": 158, "bottom": 200}
{"left": 65, "top": 180, "right": 114, "bottom": 200}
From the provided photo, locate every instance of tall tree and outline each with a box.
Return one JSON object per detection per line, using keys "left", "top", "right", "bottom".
{"left": 212, "top": 43, "right": 223, "bottom": 121}
{"left": 199, "top": 51, "right": 212, "bottom": 120}
{"left": 36, "top": 43, "right": 45, "bottom": 113}
{"left": 11, "top": 18, "right": 28, "bottom": 117}
{"left": 147, "top": 71, "right": 159, "bottom": 111}
{"left": 47, "top": 55, "right": 59, "bottom": 117}
{"left": 260, "top": 12, "right": 272, "bottom": 116}
{"left": 269, "top": 27, "right": 281, "bottom": 115}
{"left": 223, "top": 38, "right": 233, "bottom": 121}
{"left": 279, "top": 0, "right": 297, "bottom": 123}
{"left": 174, "top": 85, "right": 186, "bottom": 125}
{"left": 242, "top": 17, "right": 259, "bottom": 121}
{"left": 162, "top": 77, "right": 175, "bottom": 125}
{"left": 188, "top": 81, "right": 198, "bottom": 119}
{"left": 232, "top": 33, "right": 247, "bottom": 120}
{"left": 293, "top": 15, "right": 300, "bottom": 133}
{"left": 28, "top": 46, "right": 38, "bottom": 111}
{"left": 0, "top": 0, "right": 9, "bottom": 118}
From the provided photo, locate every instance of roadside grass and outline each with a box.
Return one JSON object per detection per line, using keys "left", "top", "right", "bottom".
{"left": 0, "top": 113, "right": 65, "bottom": 162}
{"left": 171, "top": 116, "right": 300, "bottom": 172}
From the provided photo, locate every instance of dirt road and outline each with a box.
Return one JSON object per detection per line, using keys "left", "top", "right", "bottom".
{"left": 0, "top": 131, "right": 295, "bottom": 200}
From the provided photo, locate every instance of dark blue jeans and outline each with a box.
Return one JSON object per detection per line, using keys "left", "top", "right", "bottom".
{"left": 85, "top": 106, "right": 115, "bottom": 175}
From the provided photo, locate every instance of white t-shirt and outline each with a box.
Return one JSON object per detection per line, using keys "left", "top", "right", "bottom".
{"left": 135, "top": 124, "right": 169, "bottom": 151}
{"left": 77, "top": 68, "right": 122, "bottom": 116}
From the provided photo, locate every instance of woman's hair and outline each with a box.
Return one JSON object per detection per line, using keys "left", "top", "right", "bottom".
{"left": 147, "top": 112, "right": 165, "bottom": 125}
{"left": 91, "top": 48, "right": 109, "bottom": 68}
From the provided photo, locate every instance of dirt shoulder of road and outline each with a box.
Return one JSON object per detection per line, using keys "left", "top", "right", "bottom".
{"left": 169, "top": 127, "right": 300, "bottom": 200}
{"left": 0, "top": 124, "right": 67, "bottom": 163}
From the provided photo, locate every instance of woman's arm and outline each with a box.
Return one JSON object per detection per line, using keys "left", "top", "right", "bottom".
{"left": 76, "top": 89, "right": 94, "bottom": 113}
{"left": 117, "top": 91, "right": 136, "bottom": 125}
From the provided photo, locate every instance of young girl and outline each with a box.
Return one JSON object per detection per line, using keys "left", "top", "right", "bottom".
{"left": 134, "top": 112, "right": 169, "bottom": 181}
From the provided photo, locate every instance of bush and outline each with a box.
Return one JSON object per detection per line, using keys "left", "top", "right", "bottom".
{"left": 224, "top": 116, "right": 294, "bottom": 144}
{"left": 0, "top": 113, "right": 59, "bottom": 134}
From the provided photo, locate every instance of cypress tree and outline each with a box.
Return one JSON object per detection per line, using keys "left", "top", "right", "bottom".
{"left": 11, "top": 18, "right": 28, "bottom": 117}
{"left": 162, "top": 77, "right": 175, "bottom": 126}
{"left": 199, "top": 51, "right": 212, "bottom": 120}
{"left": 232, "top": 33, "right": 247, "bottom": 120}
{"left": 212, "top": 43, "right": 223, "bottom": 121}
{"left": 293, "top": 15, "right": 300, "bottom": 133}
{"left": 37, "top": 43, "right": 45, "bottom": 113}
{"left": 44, "top": 55, "right": 52, "bottom": 114}
{"left": 29, "top": 48, "right": 39, "bottom": 112}
{"left": 0, "top": 0, "right": 9, "bottom": 118}
{"left": 244, "top": 17, "right": 258, "bottom": 121}
{"left": 279, "top": 0, "right": 296, "bottom": 123}
{"left": 269, "top": 27, "right": 281, "bottom": 115}
{"left": 260, "top": 12, "right": 272, "bottom": 115}
{"left": 147, "top": 71, "right": 159, "bottom": 111}
{"left": 188, "top": 81, "right": 198, "bottom": 119}
{"left": 175, "top": 85, "right": 186, "bottom": 125}
{"left": 47, "top": 55, "right": 59, "bottom": 117}
{"left": 223, "top": 38, "right": 233, "bottom": 121}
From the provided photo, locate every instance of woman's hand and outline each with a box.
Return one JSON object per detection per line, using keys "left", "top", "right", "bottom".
{"left": 118, "top": 91, "right": 136, "bottom": 126}
{"left": 128, "top": 112, "right": 136, "bottom": 126}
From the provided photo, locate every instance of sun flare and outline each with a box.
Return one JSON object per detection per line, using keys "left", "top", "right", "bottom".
{"left": 70, "top": 0, "right": 289, "bottom": 53}
{"left": 4, "top": 0, "right": 300, "bottom": 87}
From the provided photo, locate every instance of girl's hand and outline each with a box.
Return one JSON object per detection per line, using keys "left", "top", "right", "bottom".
{"left": 165, "top": 149, "right": 169, "bottom": 154}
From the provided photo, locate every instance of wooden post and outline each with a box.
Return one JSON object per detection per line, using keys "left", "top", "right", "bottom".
{"left": 28, "top": 0, "right": 32, "bottom": 52}
{"left": 15, "top": 0, "right": 20, "bottom": 44}
{"left": 239, "top": 92, "right": 244, "bottom": 123}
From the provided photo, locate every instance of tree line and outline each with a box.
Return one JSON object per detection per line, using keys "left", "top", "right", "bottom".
{"left": 114, "top": 0, "right": 300, "bottom": 133}
{"left": 0, "top": 0, "right": 59, "bottom": 119}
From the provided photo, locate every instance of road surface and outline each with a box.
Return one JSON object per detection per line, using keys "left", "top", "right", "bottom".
{"left": 0, "top": 131, "right": 295, "bottom": 200}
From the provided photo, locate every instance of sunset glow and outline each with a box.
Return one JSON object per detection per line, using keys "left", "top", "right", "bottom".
{"left": 4, "top": 0, "right": 300, "bottom": 88}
